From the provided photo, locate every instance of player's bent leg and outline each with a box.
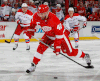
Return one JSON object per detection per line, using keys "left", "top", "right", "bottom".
{"left": 26, "top": 43, "right": 49, "bottom": 73}
{"left": 23, "top": 33, "right": 30, "bottom": 50}
{"left": 74, "top": 32, "right": 79, "bottom": 48}
{"left": 26, "top": 35, "right": 54, "bottom": 73}
{"left": 62, "top": 32, "right": 91, "bottom": 66}
{"left": 13, "top": 24, "right": 23, "bottom": 50}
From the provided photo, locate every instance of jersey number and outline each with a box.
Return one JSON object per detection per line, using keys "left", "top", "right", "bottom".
{"left": 57, "top": 23, "right": 62, "bottom": 30}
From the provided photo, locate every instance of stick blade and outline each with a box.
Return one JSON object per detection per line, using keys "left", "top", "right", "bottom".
{"left": 5, "top": 40, "right": 10, "bottom": 43}
{"left": 85, "top": 65, "right": 94, "bottom": 69}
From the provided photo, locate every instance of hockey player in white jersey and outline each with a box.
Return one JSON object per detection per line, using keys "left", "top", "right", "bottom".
{"left": 13, "top": 3, "right": 33, "bottom": 50}
{"left": 64, "top": 7, "right": 87, "bottom": 48}
{"left": 56, "top": 4, "right": 64, "bottom": 23}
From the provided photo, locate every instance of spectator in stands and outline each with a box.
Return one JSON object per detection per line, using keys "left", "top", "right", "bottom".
{"left": 86, "top": 3, "right": 92, "bottom": 18}
{"left": 51, "top": 3, "right": 56, "bottom": 14}
{"left": 98, "top": 2, "right": 100, "bottom": 8}
{"left": 18, "top": 1, "right": 22, "bottom": 8}
{"left": 1, "top": 0, "right": 11, "bottom": 21}
{"left": 88, "top": 12, "right": 98, "bottom": 21}
{"left": 35, "top": 1, "right": 40, "bottom": 8}
{"left": 55, "top": 4, "right": 64, "bottom": 23}
{"left": 97, "top": 10, "right": 100, "bottom": 21}
{"left": 69, "top": 0, "right": 74, "bottom": 7}
{"left": 94, "top": 1, "right": 98, "bottom": 8}
{"left": 28, "top": 0, "right": 37, "bottom": 14}
{"left": 13, "top": 3, "right": 19, "bottom": 12}
{"left": 77, "top": 1, "right": 86, "bottom": 16}
{"left": 9, "top": 8, "right": 16, "bottom": 21}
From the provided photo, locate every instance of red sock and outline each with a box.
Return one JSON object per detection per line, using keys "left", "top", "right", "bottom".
{"left": 33, "top": 57, "right": 40, "bottom": 65}
{"left": 80, "top": 52, "right": 85, "bottom": 58}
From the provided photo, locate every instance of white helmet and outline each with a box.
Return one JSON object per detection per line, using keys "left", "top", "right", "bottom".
{"left": 44, "top": 2, "right": 48, "bottom": 5}
{"left": 21, "top": 3, "right": 28, "bottom": 7}
{"left": 29, "top": 0, "right": 34, "bottom": 3}
{"left": 12, "top": 8, "right": 16, "bottom": 12}
{"left": 68, "top": 7, "right": 74, "bottom": 12}
{"left": 56, "top": 4, "right": 61, "bottom": 7}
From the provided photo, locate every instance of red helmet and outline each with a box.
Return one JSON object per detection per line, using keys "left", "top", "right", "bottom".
{"left": 38, "top": 4, "right": 49, "bottom": 13}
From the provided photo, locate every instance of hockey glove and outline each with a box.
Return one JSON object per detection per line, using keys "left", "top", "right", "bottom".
{"left": 70, "top": 28, "right": 74, "bottom": 33}
{"left": 16, "top": 19, "right": 21, "bottom": 24}
{"left": 83, "top": 22, "right": 87, "bottom": 28}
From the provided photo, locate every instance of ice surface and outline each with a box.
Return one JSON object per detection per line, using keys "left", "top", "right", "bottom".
{"left": 0, "top": 40, "right": 100, "bottom": 81}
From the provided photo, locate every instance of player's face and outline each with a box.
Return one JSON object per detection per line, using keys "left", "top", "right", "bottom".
{"left": 57, "top": 6, "right": 60, "bottom": 9}
{"left": 38, "top": 11, "right": 49, "bottom": 20}
{"left": 4, "top": 1, "right": 7, "bottom": 5}
{"left": 69, "top": 11, "right": 74, "bottom": 17}
{"left": 22, "top": 7, "right": 28, "bottom": 13}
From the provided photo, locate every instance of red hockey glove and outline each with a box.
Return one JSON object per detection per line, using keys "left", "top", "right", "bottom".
{"left": 16, "top": 19, "right": 21, "bottom": 24}
{"left": 83, "top": 22, "right": 87, "bottom": 28}
{"left": 53, "top": 46, "right": 61, "bottom": 56}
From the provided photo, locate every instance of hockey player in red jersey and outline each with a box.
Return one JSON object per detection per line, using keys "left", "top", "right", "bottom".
{"left": 13, "top": 3, "right": 34, "bottom": 50}
{"left": 26, "top": 5, "right": 92, "bottom": 73}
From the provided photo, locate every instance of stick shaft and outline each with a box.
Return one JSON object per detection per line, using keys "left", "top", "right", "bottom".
{"left": 34, "top": 37, "right": 86, "bottom": 68}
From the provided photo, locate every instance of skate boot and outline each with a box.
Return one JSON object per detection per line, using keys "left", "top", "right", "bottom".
{"left": 26, "top": 63, "right": 36, "bottom": 73}
{"left": 75, "top": 45, "right": 78, "bottom": 48}
{"left": 13, "top": 44, "right": 18, "bottom": 50}
{"left": 26, "top": 45, "right": 30, "bottom": 50}
{"left": 84, "top": 54, "right": 91, "bottom": 66}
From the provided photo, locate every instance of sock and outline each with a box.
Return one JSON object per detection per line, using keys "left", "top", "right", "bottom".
{"left": 33, "top": 57, "right": 40, "bottom": 65}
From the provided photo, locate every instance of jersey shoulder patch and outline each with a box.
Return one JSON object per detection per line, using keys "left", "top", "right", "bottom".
{"left": 64, "top": 15, "right": 70, "bottom": 20}
{"left": 1, "top": 4, "right": 5, "bottom": 7}
{"left": 73, "top": 13, "right": 79, "bottom": 16}
{"left": 17, "top": 9, "right": 23, "bottom": 12}
{"left": 27, "top": 10, "right": 33, "bottom": 15}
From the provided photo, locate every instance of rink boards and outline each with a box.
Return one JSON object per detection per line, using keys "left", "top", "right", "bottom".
{"left": 0, "top": 21, "right": 99, "bottom": 43}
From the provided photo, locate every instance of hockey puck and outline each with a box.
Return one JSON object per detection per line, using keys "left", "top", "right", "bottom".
{"left": 54, "top": 77, "right": 58, "bottom": 79}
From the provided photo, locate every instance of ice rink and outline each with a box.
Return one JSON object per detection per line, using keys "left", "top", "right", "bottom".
{"left": 0, "top": 40, "right": 100, "bottom": 81}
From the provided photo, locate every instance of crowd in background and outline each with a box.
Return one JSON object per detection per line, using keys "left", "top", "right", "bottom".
{"left": 0, "top": 0, "right": 100, "bottom": 21}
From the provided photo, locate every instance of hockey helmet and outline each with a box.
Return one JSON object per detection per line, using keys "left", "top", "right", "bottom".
{"left": 44, "top": 2, "right": 49, "bottom": 6}
{"left": 68, "top": 7, "right": 74, "bottom": 12}
{"left": 21, "top": 3, "right": 28, "bottom": 7}
{"left": 38, "top": 5, "right": 49, "bottom": 13}
{"left": 56, "top": 4, "right": 61, "bottom": 8}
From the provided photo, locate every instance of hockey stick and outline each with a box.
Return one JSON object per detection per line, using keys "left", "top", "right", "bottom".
{"left": 5, "top": 24, "right": 18, "bottom": 43}
{"left": 34, "top": 37, "right": 94, "bottom": 69}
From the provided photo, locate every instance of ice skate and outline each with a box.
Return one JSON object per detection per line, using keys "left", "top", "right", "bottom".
{"left": 26, "top": 63, "right": 36, "bottom": 73}
{"left": 84, "top": 54, "right": 91, "bottom": 66}
{"left": 26, "top": 45, "right": 30, "bottom": 50}
{"left": 75, "top": 45, "right": 78, "bottom": 48}
{"left": 13, "top": 44, "right": 18, "bottom": 50}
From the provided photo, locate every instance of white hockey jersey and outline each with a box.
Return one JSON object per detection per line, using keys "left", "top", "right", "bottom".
{"left": 64, "top": 13, "right": 87, "bottom": 31}
{"left": 1, "top": 4, "right": 11, "bottom": 19}
{"left": 15, "top": 9, "right": 33, "bottom": 27}
{"left": 56, "top": 9, "right": 64, "bottom": 21}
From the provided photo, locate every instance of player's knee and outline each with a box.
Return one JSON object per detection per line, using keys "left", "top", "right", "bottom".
{"left": 14, "top": 34, "right": 20, "bottom": 39}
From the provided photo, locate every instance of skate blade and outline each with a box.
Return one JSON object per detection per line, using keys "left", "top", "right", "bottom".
{"left": 85, "top": 65, "right": 94, "bottom": 69}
